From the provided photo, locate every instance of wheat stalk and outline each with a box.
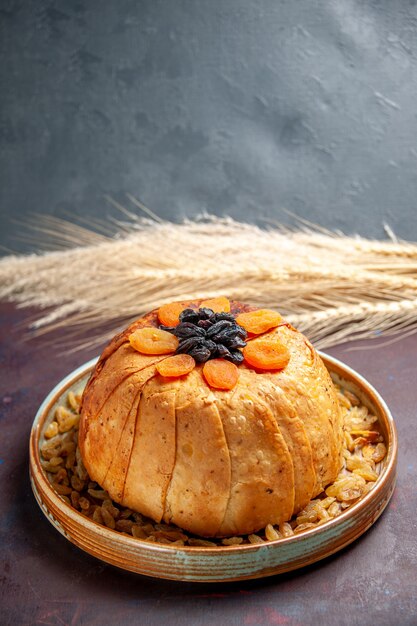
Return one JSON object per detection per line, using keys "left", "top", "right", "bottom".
{"left": 1, "top": 213, "right": 416, "bottom": 349}
{"left": 291, "top": 298, "right": 417, "bottom": 348}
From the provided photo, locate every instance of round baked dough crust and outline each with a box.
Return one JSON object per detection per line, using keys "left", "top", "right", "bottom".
{"left": 79, "top": 300, "right": 343, "bottom": 537}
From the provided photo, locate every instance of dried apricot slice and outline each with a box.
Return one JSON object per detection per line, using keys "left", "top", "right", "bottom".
{"left": 200, "top": 296, "right": 231, "bottom": 313}
{"left": 156, "top": 354, "right": 196, "bottom": 377}
{"left": 235, "top": 309, "right": 282, "bottom": 335}
{"left": 129, "top": 327, "right": 179, "bottom": 355}
{"left": 243, "top": 338, "right": 290, "bottom": 370}
{"left": 157, "top": 302, "right": 187, "bottom": 327}
{"left": 202, "top": 358, "right": 239, "bottom": 390}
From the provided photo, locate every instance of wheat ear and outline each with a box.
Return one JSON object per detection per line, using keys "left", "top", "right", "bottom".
{"left": 1, "top": 213, "right": 416, "bottom": 349}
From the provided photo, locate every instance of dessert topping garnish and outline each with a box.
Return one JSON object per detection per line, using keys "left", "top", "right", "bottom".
{"left": 235, "top": 309, "right": 283, "bottom": 335}
{"left": 157, "top": 301, "right": 188, "bottom": 327}
{"left": 199, "top": 296, "right": 231, "bottom": 313}
{"left": 129, "top": 327, "right": 179, "bottom": 355}
{"left": 129, "top": 300, "right": 290, "bottom": 388}
{"left": 243, "top": 337, "right": 290, "bottom": 370}
{"left": 155, "top": 354, "right": 196, "bottom": 378}
{"left": 161, "top": 307, "right": 247, "bottom": 364}
{"left": 202, "top": 358, "right": 239, "bottom": 390}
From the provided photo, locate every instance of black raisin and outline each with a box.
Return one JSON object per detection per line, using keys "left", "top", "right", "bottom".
{"left": 226, "top": 336, "right": 247, "bottom": 349}
{"left": 235, "top": 325, "right": 248, "bottom": 339}
{"left": 179, "top": 308, "right": 200, "bottom": 324}
{"left": 177, "top": 337, "right": 204, "bottom": 353}
{"left": 212, "top": 327, "right": 240, "bottom": 344}
{"left": 225, "top": 349, "right": 244, "bottom": 365}
{"left": 161, "top": 306, "right": 248, "bottom": 365}
{"left": 215, "top": 343, "right": 232, "bottom": 359}
{"left": 198, "top": 307, "right": 215, "bottom": 320}
{"left": 213, "top": 312, "right": 236, "bottom": 323}
{"left": 206, "top": 320, "right": 234, "bottom": 338}
{"left": 174, "top": 323, "right": 206, "bottom": 338}
{"left": 197, "top": 319, "right": 213, "bottom": 330}
{"left": 204, "top": 340, "right": 218, "bottom": 355}
{"left": 189, "top": 345, "right": 212, "bottom": 362}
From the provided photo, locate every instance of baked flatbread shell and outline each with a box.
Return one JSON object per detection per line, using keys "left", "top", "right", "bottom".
{"left": 79, "top": 300, "right": 343, "bottom": 537}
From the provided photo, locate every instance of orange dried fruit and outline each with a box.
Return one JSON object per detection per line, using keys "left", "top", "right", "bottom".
{"left": 235, "top": 309, "right": 283, "bottom": 335}
{"left": 200, "top": 296, "right": 231, "bottom": 313}
{"left": 129, "top": 327, "right": 179, "bottom": 355}
{"left": 243, "top": 338, "right": 290, "bottom": 370}
{"left": 202, "top": 358, "right": 239, "bottom": 390}
{"left": 156, "top": 354, "right": 196, "bottom": 378}
{"left": 157, "top": 302, "right": 187, "bottom": 327}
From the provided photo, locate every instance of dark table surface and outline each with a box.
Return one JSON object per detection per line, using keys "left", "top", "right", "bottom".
{"left": 1, "top": 301, "right": 416, "bottom": 626}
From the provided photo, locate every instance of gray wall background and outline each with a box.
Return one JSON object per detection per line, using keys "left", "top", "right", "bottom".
{"left": 1, "top": 0, "right": 417, "bottom": 254}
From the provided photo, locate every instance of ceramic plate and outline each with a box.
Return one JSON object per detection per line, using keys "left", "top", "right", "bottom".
{"left": 29, "top": 353, "right": 397, "bottom": 582}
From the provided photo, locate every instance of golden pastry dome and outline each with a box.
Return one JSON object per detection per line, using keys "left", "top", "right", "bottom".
{"left": 79, "top": 297, "right": 343, "bottom": 537}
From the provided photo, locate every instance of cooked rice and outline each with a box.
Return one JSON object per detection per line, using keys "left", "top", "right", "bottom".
{"left": 40, "top": 385, "right": 386, "bottom": 548}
